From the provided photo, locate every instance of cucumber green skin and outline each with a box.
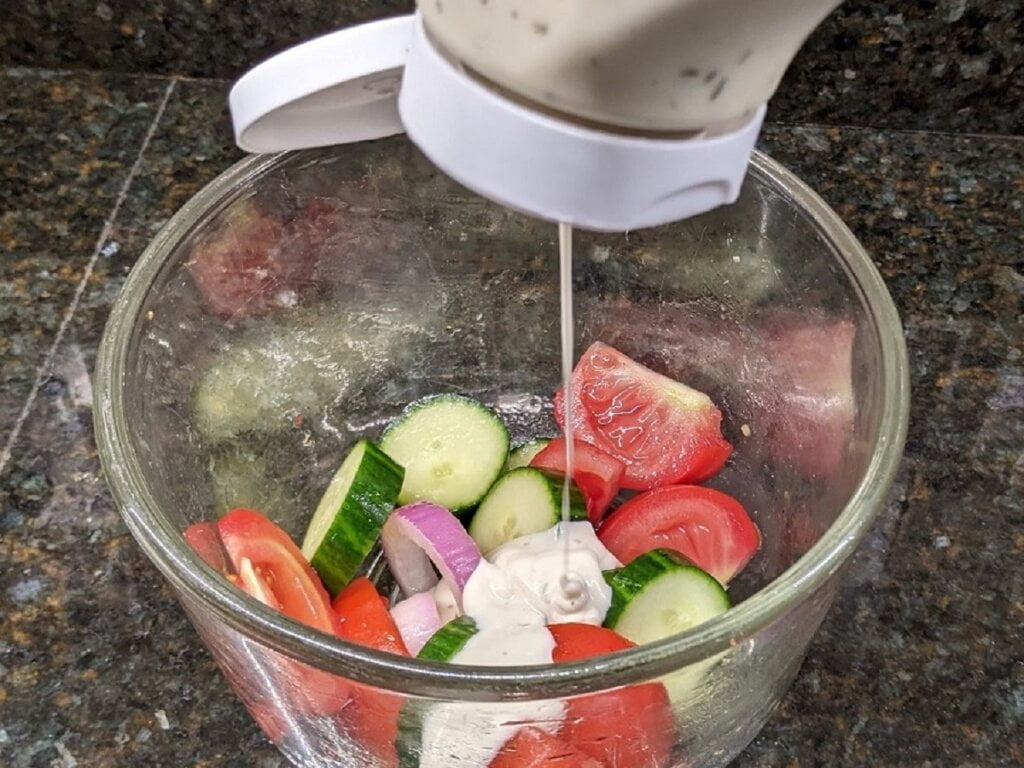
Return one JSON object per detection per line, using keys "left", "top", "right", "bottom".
{"left": 603, "top": 549, "right": 730, "bottom": 630}
{"left": 307, "top": 441, "right": 404, "bottom": 596}
{"left": 505, "top": 437, "right": 552, "bottom": 471}
{"left": 380, "top": 394, "right": 510, "bottom": 515}
{"left": 416, "top": 616, "right": 479, "bottom": 662}
{"left": 468, "top": 467, "right": 589, "bottom": 554}
{"left": 396, "top": 617, "right": 479, "bottom": 767}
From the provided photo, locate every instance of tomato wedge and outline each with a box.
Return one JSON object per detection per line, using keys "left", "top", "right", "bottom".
{"left": 555, "top": 342, "right": 731, "bottom": 491}
{"left": 549, "top": 624, "right": 674, "bottom": 768}
{"left": 216, "top": 508, "right": 342, "bottom": 636}
{"left": 215, "top": 509, "right": 349, "bottom": 718}
{"left": 331, "top": 578, "right": 409, "bottom": 768}
{"left": 598, "top": 485, "right": 760, "bottom": 585}
{"left": 491, "top": 727, "right": 605, "bottom": 768}
{"left": 529, "top": 438, "right": 625, "bottom": 523}
{"left": 183, "top": 521, "right": 233, "bottom": 574}
{"left": 332, "top": 577, "right": 409, "bottom": 656}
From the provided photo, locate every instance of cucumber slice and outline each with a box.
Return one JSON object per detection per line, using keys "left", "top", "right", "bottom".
{"left": 380, "top": 395, "right": 509, "bottom": 514}
{"left": 300, "top": 440, "right": 404, "bottom": 596}
{"left": 469, "top": 467, "right": 588, "bottom": 555}
{"left": 505, "top": 438, "right": 552, "bottom": 471}
{"left": 416, "top": 616, "right": 479, "bottom": 662}
{"left": 603, "top": 549, "right": 730, "bottom": 642}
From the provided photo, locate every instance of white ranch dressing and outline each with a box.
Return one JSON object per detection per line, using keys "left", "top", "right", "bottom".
{"left": 488, "top": 522, "right": 620, "bottom": 626}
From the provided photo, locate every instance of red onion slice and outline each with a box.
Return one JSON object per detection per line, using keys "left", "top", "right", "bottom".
{"left": 390, "top": 592, "right": 442, "bottom": 656}
{"left": 380, "top": 502, "right": 481, "bottom": 604}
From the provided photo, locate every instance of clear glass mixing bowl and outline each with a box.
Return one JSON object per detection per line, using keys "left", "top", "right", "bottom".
{"left": 94, "top": 138, "right": 908, "bottom": 768}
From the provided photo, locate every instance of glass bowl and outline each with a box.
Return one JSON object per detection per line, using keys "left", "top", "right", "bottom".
{"left": 94, "top": 137, "right": 909, "bottom": 768}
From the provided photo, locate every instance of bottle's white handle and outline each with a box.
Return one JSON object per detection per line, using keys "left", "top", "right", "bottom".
{"left": 229, "top": 15, "right": 415, "bottom": 153}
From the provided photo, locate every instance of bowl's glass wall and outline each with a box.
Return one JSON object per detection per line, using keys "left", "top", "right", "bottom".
{"left": 116, "top": 137, "right": 890, "bottom": 766}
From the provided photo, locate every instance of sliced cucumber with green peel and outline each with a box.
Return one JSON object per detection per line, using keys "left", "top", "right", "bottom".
{"left": 416, "top": 616, "right": 479, "bottom": 662}
{"left": 505, "top": 438, "right": 551, "bottom": 471}
{"left": 380, "top": 394, "right": 509, "bottom": 514}
{"left": 300, "top": 440, "right": 404, "bottom": 596}
{"left": 604, "top": 549, "right": 730, "bottom": 643}
{"left": 469, "top": 467, "right": 588, "bottom": 555}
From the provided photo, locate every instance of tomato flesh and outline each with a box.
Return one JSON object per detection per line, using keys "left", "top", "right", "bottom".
{"left": 599, "top": 485, "right": 760, "bottom": 585}
{"left": 215, "top": 509, "right": 349, "bottom": 719}
{"left": 549, "top": 624, "right": 674, "bottom": 768}
{"left": 216, "top": 508, "right": 341, "bottom": 636}
{"left": 330, "top": 578, "right": 409, "bottom": 768}
{"left": 184, "top": 521, "right": 233, "bottom": 574}
{"left": 491, "top": 727, "right": 605, "bottom": 768}
{"left": 555, "top": 342, "right": 731, "bottom": 491}
{"left": 332, "top": 577, "right": 409, "bottom": 656}
{"left": 529, "top": 438, "right": 625, "bottom": 523}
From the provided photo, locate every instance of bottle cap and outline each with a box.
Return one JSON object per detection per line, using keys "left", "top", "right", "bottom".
{"left": 229, "top": 13, "right": 765, "bottom": 231}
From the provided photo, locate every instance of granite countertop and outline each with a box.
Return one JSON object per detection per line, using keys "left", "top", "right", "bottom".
{"left": 1, "top": 6, "right": 1022, "bottom": 768}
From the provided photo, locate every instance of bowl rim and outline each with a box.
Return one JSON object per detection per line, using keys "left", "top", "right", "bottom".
{"left": 94, "top": 146, "right": 909, "bottom": 701}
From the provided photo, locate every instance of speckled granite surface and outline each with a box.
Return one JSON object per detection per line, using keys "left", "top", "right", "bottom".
{"left": 1, "top": 1, "right": 1022, "bottom": 134}
{"left": 1, "top": 66, "right": 1022, "bottom": 767}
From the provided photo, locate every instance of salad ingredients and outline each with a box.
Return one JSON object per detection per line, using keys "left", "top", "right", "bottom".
{"left": 183, "top": 521, "right": 233, "bottom": 574}
{"left": 237, "top": 556, "right": 282, "bottom": 608}
{"left": 599, "top": 485, "right": 760, "bottom": 586}
{"left": 469, "top": 467, "right": 588, "bottom": 555}
{"left": 206, "top": 509, "right": 349, "bottom": 718}
{"left": 409, "top": 618, "right": 563, "bottom": 768}
{"left": 301, "top": 440, "right": 404, "bottom": 595}
{"left": 505, "top": 438, "right": 552, "bottom": 471}
{"left": 603, "top": 549, "right": 730, "bottom": 642}
{"left": 529, "top": 438, "right": 625, "bottom": 522}
{"left": 490, "top": 727, "right": 603, "bottom": 768}
{"left": 430, "top": 579, "right": 461, "bottom": 624}
{"left": 332, "top": 577, "right": 409, "bottom": 656}
{"left": 416, "top": 616, "right": 480, "bottom": 662}
{"left": 381, "top": 502, "right": 482, "bottom": 605}
{"left": 215, "top": 508, "right": 342, "bottom": 636}
{"left": 390, "top": 592, "right": 442, "bottom": 655}
{"left": 380, "top": 394, "right": 510, "bottom": 513}
{"left": 550, "top": 624, "right": 674, "bottom": 768}
{"left": 554, "top": 342, "right": 732, "bottom": 490}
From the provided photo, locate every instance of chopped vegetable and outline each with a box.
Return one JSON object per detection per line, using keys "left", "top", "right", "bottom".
{"left": 302, "top": 440, "right": 404, "bottom": 595}
{"left": 416, "top": 616, "right": 480, "bottom": 662}
{"left": 214, "top": 508, "right": 348, "bottom": 716}
{"left": 469, "top": 468, "right": 588, "bottom": 555}
{"left": 603, "top": 549, "right": 730, "bottom": 641}
{"left": 549, "top": 624, "right": 674, "bottom": 768}
{"left": 529, "top": 438, "right": 625, "bottom": 523}
{"left": 381, "top": 502, "right": 483, "bottom": 604}
{"left": 490, "top": 727, "right": 604, "bottom": 768}
{"left": 390, "top": 593, "right": 443, "bottom": 656}
{"left": 216, "top": 508, "right": 342, "bottom": 636}
{"left": 183, "top": 521, "right": 233, "bottom": 574}
{"left": 381, "top": 394, "right": 510, "bottom": 513}
{"left": 554, "top": 342, "right": 731, "bottom": 490}
{"left": 332, "top": 577, "right": 409, "bottom": 656}
{"left": 505, "top": 438, "right": 552, "bottom": 471}
{"left": 598, "top": 485, "right": 760, "bottom": 586}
